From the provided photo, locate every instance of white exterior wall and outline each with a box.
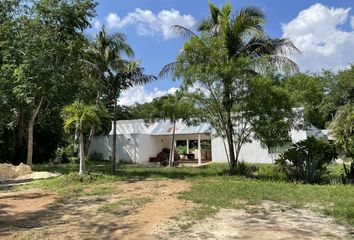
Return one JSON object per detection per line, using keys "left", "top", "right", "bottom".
{"left": 211, "top": 129, "right": 307, "bottom": 163}
{"left": 137, "top": 134, "right": 162, "bottom": 163}
{"left": 91, "top": 129, "right": 307, "bottom": 164}
{"left": 90, "top": 134, "right": 140, "bottom": 162}
{"left": 90, "top": 135, "right": 112, "bottom": 160}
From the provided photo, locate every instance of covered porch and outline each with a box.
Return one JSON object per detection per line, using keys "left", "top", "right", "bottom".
{"left": 145, "top": 119, "right": 213, "bottom": 165}
{"left": 149, "top": 133, "right": 212, "bottom": 165}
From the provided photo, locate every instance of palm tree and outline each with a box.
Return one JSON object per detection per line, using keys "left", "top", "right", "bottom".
{"left": 82, "top": 26, "right": 133, "bottom": 155}
{"left": 109, "top": 60, "right": 156, "bottom": 173}
{"left": 160, "top": 2, "right": 299, "bottom": 173}
{"left": 330, "top": 103, "right": 354, "bottom": 159}
{"left": 61, "top": 101, "right": 102, "bottom": 175}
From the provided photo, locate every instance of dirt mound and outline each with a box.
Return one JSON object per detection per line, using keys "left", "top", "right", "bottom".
{"left": 0, "top": 163, "right": 32, "bottom": 181}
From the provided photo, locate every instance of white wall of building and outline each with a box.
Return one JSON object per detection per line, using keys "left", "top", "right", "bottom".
{"left": 90, "top": 134, "right": 140, "bottom": 162}
{"left": 211, "top": 129, "right": 308, "bottom": 163}
{"left": 91, "top": 129, "right": 308, "bottom": 164}
{"left": 138, "top": 134, "right": 162, "bottom": 162}
{"left": 90, "top": 135, "right": 112, "bottom": 160}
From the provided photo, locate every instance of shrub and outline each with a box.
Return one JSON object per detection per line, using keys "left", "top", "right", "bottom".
{"left": 235, "top": 161, "right": 260, "bottom": 177}
{"left": 54, "top": 147, "right": 69, "bottom": 164}
{"left": 276, "top": 137, "right": 337, "bottom": 184}
{"left": 342, "top": 161, "right": 354, "bottom": 184}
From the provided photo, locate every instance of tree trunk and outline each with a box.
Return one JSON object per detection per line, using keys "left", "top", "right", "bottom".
{"left": 226, "top": 129, "right": 236, "bottom": 174}
{"left": 74, "top": 123, "right": 79, "bottom": 158}
{"left": 226, "top": 110, "right": 236, "bottom": 174}
{"left": 85, "top": 125, "right": 95, "bottom": 157}
{"left": 169, "top": 120, "right": 176, "bottom": 167}
{"left": 26, "top": 96, "right": 43, "bottom": 167}
{"left": 85, "top": 90, "right": 101, "bottom": 156}
{"left": 112, "top": 96, "right": 118, "bottom": 174}
{"left": 79, "top": 129, "right": 85, "bottom": 175}
{"left": 222, "top": 78, "right": 237, "bottom": 174}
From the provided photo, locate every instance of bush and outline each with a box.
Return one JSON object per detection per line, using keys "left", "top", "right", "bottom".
{"left": 276, "top": 137, "right": 337, "bottom": 184}
{"left": 54, "top": 147, "right": 70, "bottom": 164}
{"left": 235, "top": 161, "right": 260, "bottom": 177}
{"left": 342, "top": 161, "right": 354, "bottom": 184}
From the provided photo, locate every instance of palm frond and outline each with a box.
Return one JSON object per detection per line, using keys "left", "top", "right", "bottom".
{"left": 254, "top": 55, "right": 300, "bottom": 73}
{"left": 171, "top": 25, "right": 198, "bottom": 39}
{"left": 80, "top": 59, "right": 101, "bottom": 79}
{"left": 63, "top": 116, "right": 78, "bottom": 133}
{"left": 221, "top": 2, "right": 232, "bottom": 17}
{"left": 197, "top": 17, "right": 214, "bottom": 32}
{"left": 231, "top": 6, "right": 265, "bottom": 41}
{"left": 238, "top": 6, "right": 265, "bottom": 21}
{"left": 209, "top": 2, "right": 221, "bottom": 24}
{"left": 158, "top": 62, "right": 178, "bottom": 79}
{"left": 241, "top": 36, "right": 300, "bottom": 59}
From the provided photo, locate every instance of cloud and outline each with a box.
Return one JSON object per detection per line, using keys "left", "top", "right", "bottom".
{"left": 118, "top": 86, "right": 178, "bottom": 106}
{"left": 282, "top": 3, "right": 354, "bottom": 71}
{"left": 351, "top": 16, "right": 354, "bottom": 29}
{"left": 93, "top": 19, "right": 101, "bottom": 29}
{"left": 105, "top": 8, "right": 196, "bottom": 39}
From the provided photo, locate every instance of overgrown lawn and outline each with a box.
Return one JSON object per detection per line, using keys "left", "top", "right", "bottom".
{"left": 25, "top": 161, "right": 354, "bottom": 226}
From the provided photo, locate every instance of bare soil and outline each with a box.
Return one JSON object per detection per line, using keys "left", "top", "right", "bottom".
{"left": 0, "top": 180, "right": 353, "bottom": 240}
{"left": 0, "top": 179, "right": 192, "bottom": 240}
{"left": 163, "top": 201, "right": 354, "bottom": 240}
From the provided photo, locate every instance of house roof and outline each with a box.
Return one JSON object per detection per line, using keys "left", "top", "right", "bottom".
{"left": 109, "top": 119, "right": 150, "bottom": 135}
{"left": 149, "top": 119, "right": 212, "bottom": 136}
{"left": 109, "top": 119, "right": 212, "bottom": 135}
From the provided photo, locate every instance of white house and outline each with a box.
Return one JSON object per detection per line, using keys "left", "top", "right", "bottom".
{"left": 90, "top": 114, "right": 321, "bottom": 164}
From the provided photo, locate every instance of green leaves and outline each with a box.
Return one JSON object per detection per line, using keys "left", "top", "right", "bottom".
{"left": 276, "top": 137, "right": 337, "bottom": 184}
{"left": 0, "top": 0, "right": 98, "bottom": 163}
{"left": 329, "top": 103, "right": 354, "bottom": 159}
{"left": 246, "top": 76, "right": 293, "bottom": 148}
{"left": 61, "top": 101, "right": 108, "bottom": 133}
{"left": 172, "top": 1, "right": 299, "bottom": 171}
{"left": 139, "top": 90, "right": 198, "bottom": 122}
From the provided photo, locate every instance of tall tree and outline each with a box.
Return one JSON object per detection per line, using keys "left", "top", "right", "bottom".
{"left": 5, "top": 0, "right": 96, "bottom": 166}
{"left": 109, "top": 60, "right": 156, "bottom": 173}
{"left": 162, "top": 2, "right": 299, "bottom": 173}
{"left": 82, "top": 27, "right": 133, "bottom": 155}
{"left": 61, "top": 101, "right": 104, "bottom": 175}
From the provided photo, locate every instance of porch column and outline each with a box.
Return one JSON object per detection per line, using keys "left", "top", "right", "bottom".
{"left": 198, "top": 134, "right": 201, "bottom": 165}
{"left": 186, "top": 140, "right": 189, "bottom": 154}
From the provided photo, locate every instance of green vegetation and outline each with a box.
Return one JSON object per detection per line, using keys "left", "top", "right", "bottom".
{"left": 0, "top": 0, "right": 353, "bottom": 233}
{"left": 181, "top": 176, "right": 354, "bottom": 225}
{"left": 61, "top": 101, "right": 108, "bottom": 175}
{"left": 99, "top": 197, "right": 153, "bottom": 214}
{"left": 146, "top": 91, "right": 199, "bottom": 165}
{"left": 330, "top": 103, "right": 354, "bottom": 160}
{"left": 23, "top": 161, "right": 354, "bottom": 226}
{"left": 167, "top": 2, "right": 298, "bottom": 174}
{"left": 276, "top": 137, "right": 337, "bottom": 183}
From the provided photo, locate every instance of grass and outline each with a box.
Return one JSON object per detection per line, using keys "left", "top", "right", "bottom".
{"left": 32, "top": 161, "right": 229, "bottom": 179}
{"left": 181, "top": 176, "right": 354, "bottom": 225}
{"left": 22, "top": 161, "right": 354, "bottom": 226}
{"left": 99, "top": 197, "right": 153, "bottom": 214}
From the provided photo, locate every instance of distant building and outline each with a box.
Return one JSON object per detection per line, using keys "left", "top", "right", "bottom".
{"left": 90, "top": 109, "right": 330, "bottom": 164}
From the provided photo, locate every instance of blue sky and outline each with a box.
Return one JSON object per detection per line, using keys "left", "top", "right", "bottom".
{"left": 88, "top": 0, "right": 354, "bottom": 105}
